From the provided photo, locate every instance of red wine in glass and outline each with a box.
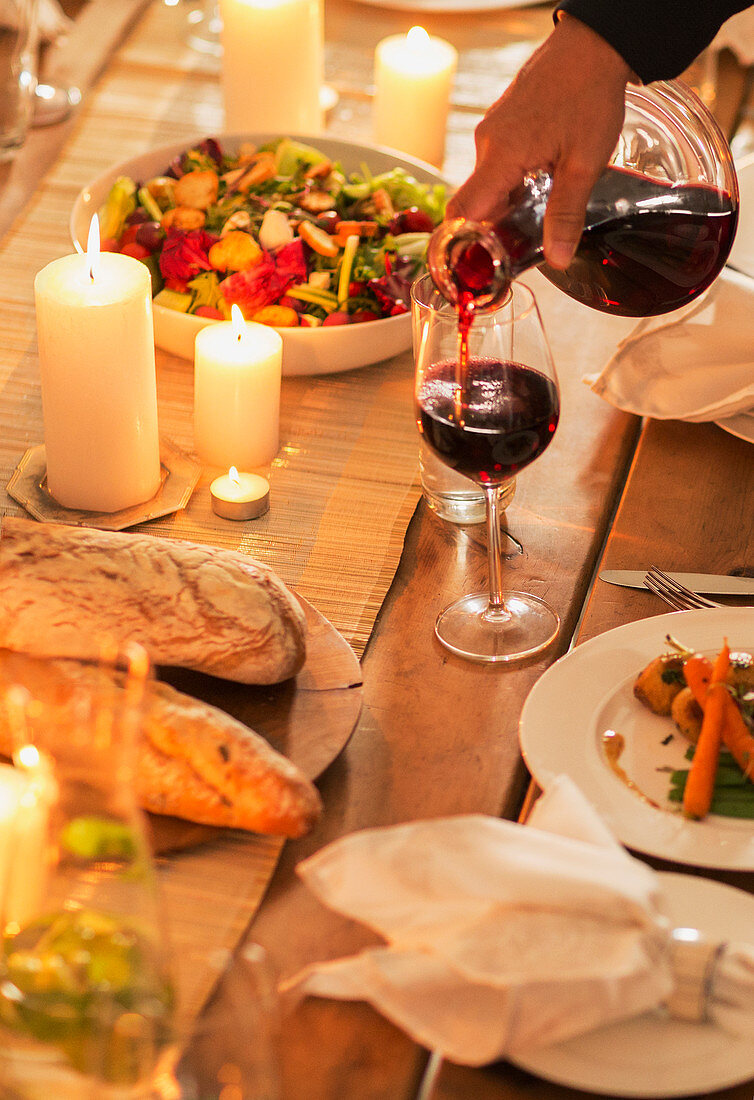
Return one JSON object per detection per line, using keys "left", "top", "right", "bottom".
{"left": 417, "top": 357, "right": 559, "bottom": 485}
{"left": 411, "top": 275, "right": 561, "bottom": 663}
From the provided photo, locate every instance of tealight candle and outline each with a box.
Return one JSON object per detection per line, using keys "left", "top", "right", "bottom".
{"left": 211, "top": 466, "right": 270, "bottom": 520}
{"left": 219, "top": 0, "right": 323, "bottom": 134}
{"left": 33, "top": 217, "right": 161, "bottom": 513}
{"left": 374, "top": 27, "right": 457, "bottom": 168}
{"left": 194, "top": 305, "right": 283, "bottom": 470}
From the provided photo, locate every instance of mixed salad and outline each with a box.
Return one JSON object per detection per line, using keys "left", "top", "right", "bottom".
{"left": 97, "top": 136, "right": 447, "bottom": 328}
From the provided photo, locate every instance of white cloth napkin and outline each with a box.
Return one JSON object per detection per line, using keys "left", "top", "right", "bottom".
{"left": 584, "top": 268, "right": 754, "bottom": 422}
{"left": 283, "top": 777, "right": 754, "bottom": 1066}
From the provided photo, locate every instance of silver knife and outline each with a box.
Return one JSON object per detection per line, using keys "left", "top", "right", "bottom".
{"left": 600, "top": 570, "right": 754, "bottom": 596}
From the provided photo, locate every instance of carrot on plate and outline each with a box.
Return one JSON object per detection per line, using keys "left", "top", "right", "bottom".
{"left": 682, "top": 642, "right": 730, "bottom": 820}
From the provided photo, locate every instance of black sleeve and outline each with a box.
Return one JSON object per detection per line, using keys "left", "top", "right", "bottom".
{"left": 555, "top": 0, "right": 752, "bottom": 83}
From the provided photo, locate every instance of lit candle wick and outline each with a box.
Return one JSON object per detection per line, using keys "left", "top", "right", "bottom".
{"left": 229, "top": 465, "right": 240, "bottom": 486}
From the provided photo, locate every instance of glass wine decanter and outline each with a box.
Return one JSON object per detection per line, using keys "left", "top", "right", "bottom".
{"left": 428, "top": 79, "right": 739, "bottom": 318}
{"left": 0, "top": 645, "right": 175, "bottom": 1100}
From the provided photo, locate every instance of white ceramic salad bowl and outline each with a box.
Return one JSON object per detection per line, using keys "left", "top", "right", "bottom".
{"left": 70, "top": 133, "right": 449, "bottom": 376}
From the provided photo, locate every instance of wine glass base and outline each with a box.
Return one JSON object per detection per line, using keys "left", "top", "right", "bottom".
{"left": 435, "top": 591, "right": 559, "bottom": 663}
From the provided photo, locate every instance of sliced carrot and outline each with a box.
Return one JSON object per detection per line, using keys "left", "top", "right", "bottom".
{"left": 334, "top": 220, "right": 378, "bottom": 246}
{"left": 298, "top": 220, "right": 339, "bottom": 257}
{"left": 682, "top": 641, "right": 730, "bottom": 820}
{"left": 682, "top": 653, "right": 713, "bottom": 708}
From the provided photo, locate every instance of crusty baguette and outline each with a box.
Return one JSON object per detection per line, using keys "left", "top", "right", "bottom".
{"left": 0, "top": 649, "right": 321, "bottom": 838}
{"left": 0, "top": 517, "right": 306, "bottom": 684}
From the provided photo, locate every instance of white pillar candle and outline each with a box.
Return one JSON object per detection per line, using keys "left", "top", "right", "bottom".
{"left": 194, "top": 306, "right": 282, "bottom": 470}
{"left": 33, "top": 225, "right": 161, "bottom": 514}
{"left": 219, "top": 0, "right": 323, "bottom": 134}
{"left": 374, "top": 26, "right": 457, "bottom": 168}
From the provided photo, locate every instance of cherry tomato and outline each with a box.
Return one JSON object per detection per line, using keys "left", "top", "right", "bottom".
{"left": 118, "top": 224, "right": 141, "bottom": 247}
{"left": 322, "top": 311, "right": 350, "bottom": 326}
{"left": 388, "top": 207, "right": 435, "bottom": 234}
{"left": 350, "top": 309, "right": 379, "bottom": 324}
{"left": 120, "top": 242, "right": 150, "bottom": 260}
{"left": 194, "top": 305, "right": 224, "bottom": 319}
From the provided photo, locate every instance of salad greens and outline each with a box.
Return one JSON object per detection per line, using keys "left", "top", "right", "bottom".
{"left": 97, "top": 136, "right": 447, "bottom": 328}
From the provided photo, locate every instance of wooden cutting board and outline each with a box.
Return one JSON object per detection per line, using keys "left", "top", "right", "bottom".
{"left": 148, "top": 593, "right": 363, "bottom": 853}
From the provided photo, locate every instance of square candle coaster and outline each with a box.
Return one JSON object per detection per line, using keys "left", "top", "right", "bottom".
{"left": 7, "top": 439, "right": 201, "bottom": 531}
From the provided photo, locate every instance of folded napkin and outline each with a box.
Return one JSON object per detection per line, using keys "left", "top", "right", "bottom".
{"left": 283, "top": 777, "right": 754, "bottom": 1065}
{"left": 584, "top": 268, "right": 754, "bottom": 422}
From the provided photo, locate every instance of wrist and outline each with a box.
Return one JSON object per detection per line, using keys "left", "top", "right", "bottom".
{"left": 553, "top": 11, "right": 637, "bottom": 85}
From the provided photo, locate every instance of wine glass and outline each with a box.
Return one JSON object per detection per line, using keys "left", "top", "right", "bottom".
{"left": 412, "top": 273, "right": 560, "bottom": 663}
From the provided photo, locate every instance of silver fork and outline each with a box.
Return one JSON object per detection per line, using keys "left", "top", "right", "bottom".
{"left": 644, "top": 566, "right": 722, "bottom": 610}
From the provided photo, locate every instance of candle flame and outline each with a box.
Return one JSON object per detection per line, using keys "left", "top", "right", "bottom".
{"left": 406, "top": 25, "right": 430, "bottom": 49}
{"left": 229, "top": 466, "right": 240, "bottom": 486}
{"left": 16, "top": 744, "right": 40, "bottom": 770}
{"left": 86, "top": 214, "right": 101, "bottom": 282}
{"left": 231, "top": 303, "right": 246, "bottom": 342}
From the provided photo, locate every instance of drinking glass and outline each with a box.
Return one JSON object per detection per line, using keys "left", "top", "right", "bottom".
{"left": 0, "top": 0, "right": 37, "bottom": 161}
{"left": 0, "top": 645, "right": 176, "bottom": 1099}
{"left": 412, "top": 273, "right": 560, "bottom": 662}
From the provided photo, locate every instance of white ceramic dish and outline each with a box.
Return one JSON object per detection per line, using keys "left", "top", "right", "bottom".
{"left": 519, "top": 607, "right": 754, "bottom": 869}
{"left": 70, "top": 134, "right": 449, "bottom": 376}
{"left": 513, "top": 872, "right": 754, "bottom": 1097}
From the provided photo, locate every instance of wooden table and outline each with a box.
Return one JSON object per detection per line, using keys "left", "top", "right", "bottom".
{"left": 2, "top": 3, "right": 753, "bottom": 1098}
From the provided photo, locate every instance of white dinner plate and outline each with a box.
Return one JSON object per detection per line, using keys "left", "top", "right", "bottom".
{"left": 519, "top": 607, "right": 754, "bottom": 869}
{"left": 70, "top": 134, "right": 449, "bottom": 375}
{"left": 512, "top": 872, "right": 754, "bottom": 1097}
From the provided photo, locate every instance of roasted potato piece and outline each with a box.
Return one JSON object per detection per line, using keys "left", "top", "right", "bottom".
{"left": 208, "top": 230, "right": 261, "bottom": 272}
{"left": 729, "top": 651, "right": 754, "bottom": 694}
{"left": 160, "top": 206, "right": 206, "bottom": 231}
{"left": 251, "top": 304, "right": 300, "bottom": 327}
{"left": 173, "top": 169, "right": 219, "bottom": 211}
{"left": 633, "top": 654, "right": 685, "bottom": 715}
{"left": 671, "top": 686, "right": 703, "bottom": 743}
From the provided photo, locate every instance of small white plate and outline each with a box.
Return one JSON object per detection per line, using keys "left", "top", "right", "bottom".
{"left": 513, "top": 872, "right": 754, "bottom": 1097}
{"left": 519, "top": 607, "right": 754, "bottom": 869}
{"left": 70, "top": 133, "right": 448, "bottom": 376}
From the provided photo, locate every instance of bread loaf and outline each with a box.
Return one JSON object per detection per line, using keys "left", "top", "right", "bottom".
{"left": 0, "top": 517, "right": 306, "bottom": 684}
{"left": 0, "top": 649, "right": 321, "bottom": 838}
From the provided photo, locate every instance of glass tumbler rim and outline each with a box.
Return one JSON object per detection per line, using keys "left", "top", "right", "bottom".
{"left": 410, "top": 272, "right": 539, "bottom": 329}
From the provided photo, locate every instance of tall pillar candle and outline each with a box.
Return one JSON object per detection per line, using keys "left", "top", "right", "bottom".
{"left": 374, "top": 26, "right": 457, "bottom": 168}
{"left": 194, "top": 307, "right": 282, "bottom": 470}
{"left": 219, "top": 0, "right": 323, "bottom": 134}
{"left": 34, "top": 248, "right": 161, "bottom": 513}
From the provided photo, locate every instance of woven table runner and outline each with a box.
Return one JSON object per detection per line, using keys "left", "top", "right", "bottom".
{"left": 0, "top": 0, "right": 424, "bottom": 1018}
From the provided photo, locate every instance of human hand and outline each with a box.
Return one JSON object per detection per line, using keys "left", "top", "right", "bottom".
{"left": 446, "top": 15, "right": 633, "bottom": 269}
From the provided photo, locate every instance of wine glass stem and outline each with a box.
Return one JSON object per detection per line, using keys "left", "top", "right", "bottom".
{"left": 484, "top": 484, "right": 510, "bottom": 623}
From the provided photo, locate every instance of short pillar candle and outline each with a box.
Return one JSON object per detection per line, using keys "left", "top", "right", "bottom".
{"left": 194, "top": 306, "right": 283, "bottom": 471}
